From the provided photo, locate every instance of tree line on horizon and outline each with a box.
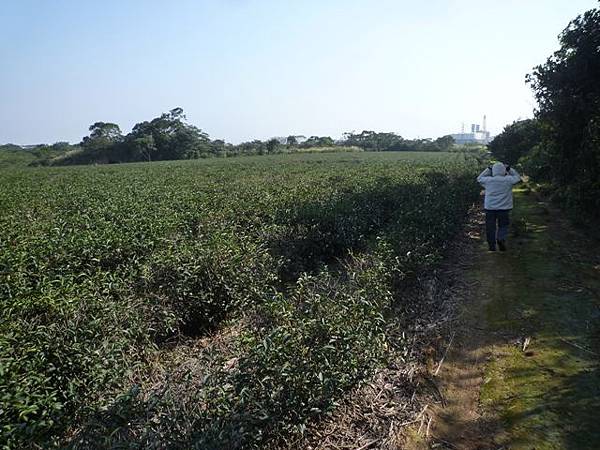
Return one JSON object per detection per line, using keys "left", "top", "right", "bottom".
{"left": 1, "top": 108, "right": 458, "bottom": 166}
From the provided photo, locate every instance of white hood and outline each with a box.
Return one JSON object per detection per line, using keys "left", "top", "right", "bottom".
{"left": 492, "top": 162, "right": 506, "bottom": 177}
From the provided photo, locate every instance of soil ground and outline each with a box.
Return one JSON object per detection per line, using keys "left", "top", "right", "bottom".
{"left": 423, "top": 187, "right": 600, "bottom": 449}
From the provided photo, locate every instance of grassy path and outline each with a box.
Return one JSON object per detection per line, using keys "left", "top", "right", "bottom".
{"left": 430, "top": 188, "right": 600, "bottom": 449}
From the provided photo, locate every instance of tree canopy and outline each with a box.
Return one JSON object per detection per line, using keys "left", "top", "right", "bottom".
{"left": 525, "top": 6, "right": 600, "bottom": 214}
{"left": 488, "top": 119, "right": 542, "bottom": 166}
{"left": 342, "top": 131, "right": 454, "bottom": 152}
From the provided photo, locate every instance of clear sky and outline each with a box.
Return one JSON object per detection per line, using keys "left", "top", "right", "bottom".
{"left": 1, "top": 0, "right": 598, "bottom": 145}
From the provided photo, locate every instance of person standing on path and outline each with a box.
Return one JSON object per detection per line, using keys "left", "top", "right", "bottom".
{"left": 477, "top": 162, "right": 521, "bottom": 251}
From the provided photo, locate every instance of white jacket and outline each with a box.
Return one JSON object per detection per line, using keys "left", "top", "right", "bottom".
{"left": 477, "top": 167, "right": 521, "bottom": 210}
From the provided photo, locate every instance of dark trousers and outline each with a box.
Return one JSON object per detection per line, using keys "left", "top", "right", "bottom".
{"left": 485, "top": 209, "right": 510, "bottom": 247}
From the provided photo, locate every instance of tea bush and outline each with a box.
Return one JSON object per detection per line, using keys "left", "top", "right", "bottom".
{"left": 0, "top": 152, "right": 481, "bottom": 448}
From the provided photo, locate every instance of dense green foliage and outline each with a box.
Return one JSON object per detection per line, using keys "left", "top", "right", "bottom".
{"left": 488, "top": 119, "right": 542, "bottom": 166}
{"left": 343, "top": 130, "right": 455, "bottom": 152}
{"left": 0, "top": 152, "right": 480, "bottom": 448}
{"left": 0, "top": 143, "right": 75, "bottom": 168}
{"left": 524, "top": 5, "right": 600, "bottom": 215}
{"left": 31, "top": 109, "right": 360, "bottom": 166}
{"left": 45, "top": 108, "right": 218, "bottom": 165}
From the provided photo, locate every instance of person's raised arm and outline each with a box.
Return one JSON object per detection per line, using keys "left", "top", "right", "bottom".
{"left": 477, "top": 166, "right": 492, "bottom": 184}
{"left": 507, "top": 167, "right": 521, "bottom": 185}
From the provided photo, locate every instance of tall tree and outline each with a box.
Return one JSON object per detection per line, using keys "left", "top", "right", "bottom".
{"left": 526, "top": 6, "right": 600, "bottom": 213}
{"left": 488, "top": 120, "right": 542, "bottom": 165}
{"left": 82, "top": 122, "right": 122, "bottom": 148}
{"left": 265, "top": 138, "right": 280, "bottom": 154}
{"left": 127, "top": 108, "right": 210, "bottom": 160}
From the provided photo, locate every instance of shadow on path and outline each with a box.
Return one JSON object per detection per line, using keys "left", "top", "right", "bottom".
{"left": 431, "top": 188, "right": 600, "bottom": 450}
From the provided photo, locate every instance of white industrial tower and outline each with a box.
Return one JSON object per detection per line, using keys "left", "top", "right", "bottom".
{"left": 450, "top": 114, "right": 491, "bottom": 145}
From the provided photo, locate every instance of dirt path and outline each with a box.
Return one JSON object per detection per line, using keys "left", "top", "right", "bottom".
{"left": 427, "top": 188, "right": 600, "bottom": 449}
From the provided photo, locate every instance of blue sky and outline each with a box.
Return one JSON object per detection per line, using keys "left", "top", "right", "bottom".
{"left": 1, "top": 0, "right": 598, "bottom": 144}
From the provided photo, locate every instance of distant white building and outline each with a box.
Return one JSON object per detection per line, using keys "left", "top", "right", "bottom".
{"left": 451, "top": 116, "right": 492, "bottom": 145}
{"left": 273, "top": 135, "right": 308, "bottom": 145}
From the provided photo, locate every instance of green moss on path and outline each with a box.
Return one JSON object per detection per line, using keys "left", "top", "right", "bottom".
{"left": 476, "top": 188, "right": 600, "bottom": 449}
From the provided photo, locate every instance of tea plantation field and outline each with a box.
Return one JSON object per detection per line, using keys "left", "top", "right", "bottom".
{"left": 0, "top": 152, "right": 481, "bottom": 448}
